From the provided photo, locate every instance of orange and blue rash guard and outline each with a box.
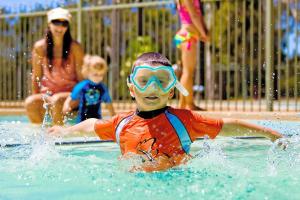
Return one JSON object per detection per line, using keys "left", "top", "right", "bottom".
{"left": 94, "top": 106, "right": 223, "bottom": 171}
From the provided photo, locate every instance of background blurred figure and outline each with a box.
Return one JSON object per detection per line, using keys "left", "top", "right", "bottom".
{"left": 174, "top": 0, "right": 209, "bottom": 110}
{"left": 63, "top": 55, "right": 115, "bottom": 123}
{"left": 25, "top": 7, "right": 84, "bottom": 125}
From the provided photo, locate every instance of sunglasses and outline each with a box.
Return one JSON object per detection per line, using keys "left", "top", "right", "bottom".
{"left": 51, "top": 20, "right": 69, "bottom": 27}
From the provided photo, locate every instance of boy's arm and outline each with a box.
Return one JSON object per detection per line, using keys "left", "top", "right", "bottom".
{"left": 48, "top": 118, "right": 98, "bottom": 136}
{"left": 62, "top": 96, "right": 79, "bottom": 114}
{"left": 219, "top": 119, "right": 283, "bottom": 142}
{"left": 101, "top": 85, "right": 115, "bottom": 117}
{"left": 105, "top": 103, "right": 116, "bottom": 116}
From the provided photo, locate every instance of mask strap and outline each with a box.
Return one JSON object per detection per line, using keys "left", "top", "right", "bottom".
{"left": 127, "top": 75, "right": 131, "bottom": 83}
{"left": 175, "top": 81, "right": 189, "bottom": 96}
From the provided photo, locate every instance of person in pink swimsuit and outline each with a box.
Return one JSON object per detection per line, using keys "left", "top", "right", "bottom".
{"left": 174, "top": 0, "right": 209, "bottom": 110}
{"left": 25, "top": 7, "right": 84, "bottom": 125}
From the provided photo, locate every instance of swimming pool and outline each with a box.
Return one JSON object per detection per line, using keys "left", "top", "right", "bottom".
{"left": 0, "top": 116, "right": 299, "bottom": 200}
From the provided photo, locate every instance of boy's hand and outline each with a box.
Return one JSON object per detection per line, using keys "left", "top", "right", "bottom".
{"left": 62, "top": 104, "right": 71, "bottom": 115}
{"left": 269, "top": 130, "right": 283, "bottom": 142}
{"left": 275, "top": 137, "right": 289, "bottom": 150}
{"left": 48, "top": 126, "right": 68, "bottom": 137}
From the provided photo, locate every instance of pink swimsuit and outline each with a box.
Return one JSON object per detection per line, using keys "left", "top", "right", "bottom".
{"left": 40, "top": 56, "right": 78, "bottom": 94}
{"left": 174, "top": 0, "right": 202, "bottom": 49}
{"left": 178, "top": 0, "right": 201, "bottom": 24}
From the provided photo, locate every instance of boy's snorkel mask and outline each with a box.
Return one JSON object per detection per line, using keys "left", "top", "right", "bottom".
{"left": 128, "top": 65, "right": 189, "bottom": 96}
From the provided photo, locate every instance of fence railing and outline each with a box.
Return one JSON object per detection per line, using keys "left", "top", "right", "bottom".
{"left": 0, "top": 0, "right": 299, "bottom": 111}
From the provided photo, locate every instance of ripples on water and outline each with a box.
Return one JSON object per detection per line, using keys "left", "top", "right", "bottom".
{"left": 0, "top": 121, "right": 299, "bottom": 200}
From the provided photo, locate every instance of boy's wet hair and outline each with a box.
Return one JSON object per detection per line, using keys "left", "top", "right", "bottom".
{"left": 132, "top": 52, "right": 172, "bottom": 72}
{"left": 82, "top": 55, "right": 108, "bottom": 78}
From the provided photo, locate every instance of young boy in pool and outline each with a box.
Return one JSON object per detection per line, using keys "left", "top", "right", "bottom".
{"left": 62, "top": 55, "right": 115, "bottom": 123}
{"left": 49, "top": 52, "right": 284, "bottom": 172}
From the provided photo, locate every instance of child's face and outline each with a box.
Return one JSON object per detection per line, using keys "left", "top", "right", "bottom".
{"left": 128, "top": 64, "right": 174, "bottom": 111}
{"left": 87, "top": 69, "right": 106, "bottom": 84}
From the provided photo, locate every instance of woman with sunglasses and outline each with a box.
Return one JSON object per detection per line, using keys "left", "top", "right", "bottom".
{"left": 174, "top": 0, "right": 209, "bottom": 110}
{"left": 25, "top": 7, "right": 84, "bottom": 125}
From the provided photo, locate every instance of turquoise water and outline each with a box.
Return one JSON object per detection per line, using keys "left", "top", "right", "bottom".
{"left": 0, "top": 116, "right": 300, "bottom": 200}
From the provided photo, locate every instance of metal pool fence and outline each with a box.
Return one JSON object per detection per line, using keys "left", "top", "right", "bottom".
{"left": 0, "top": 0, "right": 299, "bottom": 111}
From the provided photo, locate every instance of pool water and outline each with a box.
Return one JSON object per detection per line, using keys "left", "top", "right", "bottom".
{"left": 0, "top": 117, "right": 300, "bottom": 200}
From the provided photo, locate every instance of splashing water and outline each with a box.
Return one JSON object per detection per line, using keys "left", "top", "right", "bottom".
{"left": 267, "top": 134, "right": 300, "bottom": 176}
{"left": 0, "top": 116, "right": 300, "bottom": 199}
{"left": 42, "top": 91, "right": 53, "bottom": 130}
{"left": 26, "top": 91, "right": 57, "bottom": 162}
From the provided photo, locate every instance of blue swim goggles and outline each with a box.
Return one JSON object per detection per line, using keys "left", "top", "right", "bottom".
{"left": 129, "top": 65, "right": 189, "bottom": 96}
